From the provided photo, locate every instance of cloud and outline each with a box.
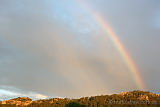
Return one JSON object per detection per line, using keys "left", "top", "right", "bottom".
{"left": 152, "top": 9, "right": 160, "bottom": 29}
{"left": 0, "top": 86, "right": 48, "bottom": 101}
{"left": 0, "top": 0, "right": 160, "bottom": 98}
{"left": 0, "top": 0, "right": 134, "bottom": 98}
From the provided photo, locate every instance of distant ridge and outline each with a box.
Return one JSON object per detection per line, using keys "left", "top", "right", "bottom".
{"left": 0, "top": 90, "right": 160, "bottom": 107}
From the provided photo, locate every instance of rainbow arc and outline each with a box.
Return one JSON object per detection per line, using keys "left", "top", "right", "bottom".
{"left": 76, "top": 0, "right": 146, "bottom": 90}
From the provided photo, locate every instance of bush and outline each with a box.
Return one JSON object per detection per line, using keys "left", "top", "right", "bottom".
{"left": 66, "top": 102, "right": 86, "bottom": 107}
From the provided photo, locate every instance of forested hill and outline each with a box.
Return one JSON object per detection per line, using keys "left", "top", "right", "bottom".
{"left": 0, "top": 90, "right": 160, "bottom": 107}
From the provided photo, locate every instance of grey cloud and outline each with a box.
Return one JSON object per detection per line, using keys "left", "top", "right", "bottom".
{"left": 0, "top": 0, "right": 160, "bottom": 99}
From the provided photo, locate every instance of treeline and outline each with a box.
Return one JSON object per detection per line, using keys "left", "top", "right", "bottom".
{"left": 0, "top": 90, "right": 160, "bottom": 107}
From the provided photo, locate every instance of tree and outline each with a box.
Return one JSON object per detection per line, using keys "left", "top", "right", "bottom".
{"left": 65, "top": 102, "right": 86, "bottom": 107}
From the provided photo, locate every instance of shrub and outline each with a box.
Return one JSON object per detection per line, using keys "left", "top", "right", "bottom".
{"left": 66, "top": 102, "right": 86, "bottom": 107}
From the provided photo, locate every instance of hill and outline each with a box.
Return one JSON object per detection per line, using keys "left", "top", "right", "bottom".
{"left": 0, "top": 90, "right": 160, "bottom": 107}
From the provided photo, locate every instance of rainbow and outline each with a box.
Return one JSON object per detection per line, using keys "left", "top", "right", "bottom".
{"left": 95, "top": 14, "right": 146, "bottom": 90}
{"left": 76, "top": 0, "right": 146, "bottom": 90}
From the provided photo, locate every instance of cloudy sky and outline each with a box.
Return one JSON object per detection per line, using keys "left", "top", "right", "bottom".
{"left": 0, "top": 0, "right": 160, "bottom": 100}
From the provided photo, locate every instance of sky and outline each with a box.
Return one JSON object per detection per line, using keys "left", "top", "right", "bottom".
{"left": 0, "top": 0, "right": 160, "bottom": 100}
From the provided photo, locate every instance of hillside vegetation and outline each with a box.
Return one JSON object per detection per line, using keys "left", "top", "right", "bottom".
{"left": 0, "top": 90, "right": 160, "bottom": 107}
